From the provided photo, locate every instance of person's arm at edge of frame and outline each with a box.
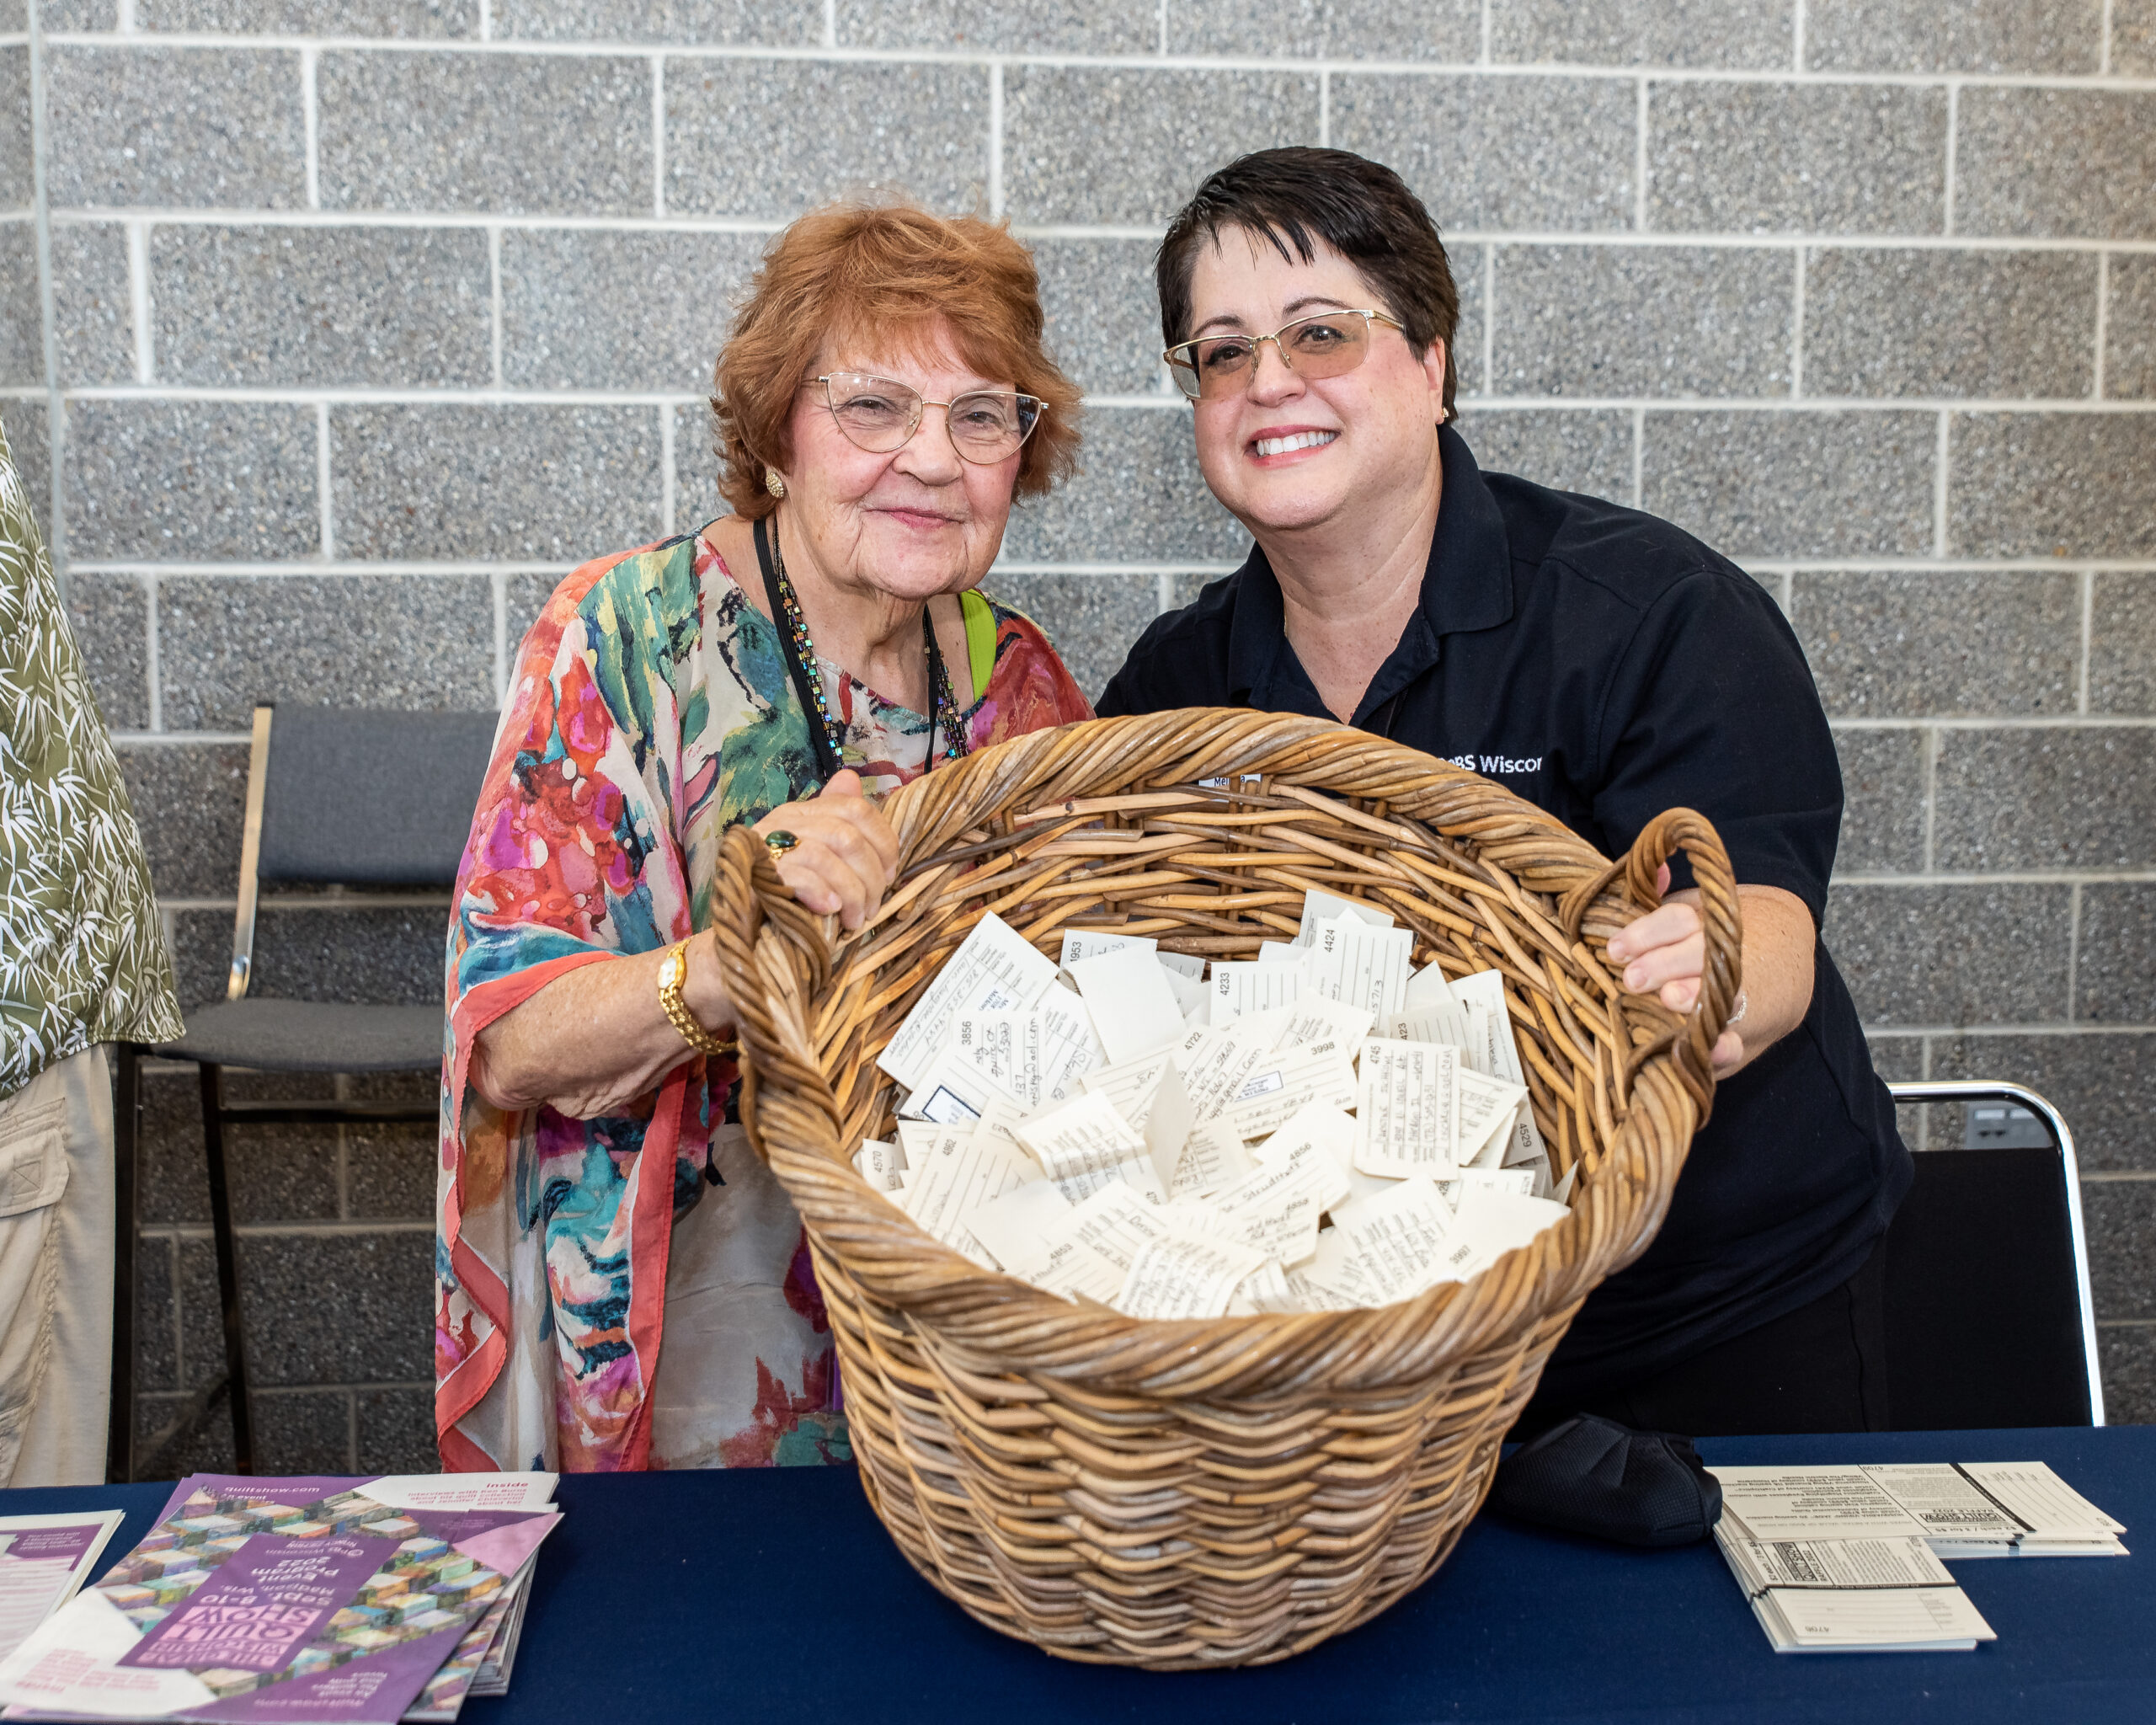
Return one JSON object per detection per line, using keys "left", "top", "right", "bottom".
{"left": 467, "top": 770, "right": 899, "bottom": 1120}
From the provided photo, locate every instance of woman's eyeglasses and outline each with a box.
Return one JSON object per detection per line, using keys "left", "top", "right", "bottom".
{"left": 1164, "top": 309, "right": 1404, "bottom": 402}
{"left": 809, "top": 374, "right": 1045, "bottom": 463}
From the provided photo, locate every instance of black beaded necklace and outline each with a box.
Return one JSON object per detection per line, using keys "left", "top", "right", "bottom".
{"left": 753, "top": 514, "right": 967, "bottom": 788}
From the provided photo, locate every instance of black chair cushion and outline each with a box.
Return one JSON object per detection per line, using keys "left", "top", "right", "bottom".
{"left": 160, "top": 1000, "right": 443, "bottom": 1074}
{"left": 259, "top": 708, "right": 498, "bottom": 888}
{"left": 1882, "top": 1146, "right": 2094, "bottom": 1429}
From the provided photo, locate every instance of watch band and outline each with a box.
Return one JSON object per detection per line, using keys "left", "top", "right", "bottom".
{"left": 659, "top": 937, "right": 736, "bottom": 1058}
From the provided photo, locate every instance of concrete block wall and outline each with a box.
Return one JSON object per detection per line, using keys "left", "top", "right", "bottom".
{"left": 3, "top": 0, "right": 2152, "bottom": 1469}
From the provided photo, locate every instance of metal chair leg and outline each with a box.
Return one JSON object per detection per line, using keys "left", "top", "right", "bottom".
{"left": 108, "top": 1044, "right": 143, "bottom": 1485}
{"left": 198, "top": 1063, "right": 256, "bottom": 1475}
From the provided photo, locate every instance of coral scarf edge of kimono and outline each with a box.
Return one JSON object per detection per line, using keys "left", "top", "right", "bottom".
{"left": 436, "top": 948, "right": 695, "bottom": 1472}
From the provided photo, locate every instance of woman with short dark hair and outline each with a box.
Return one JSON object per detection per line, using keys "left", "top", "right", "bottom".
{"left": 437, "top": 203, "right": 1094, "bottom": 1473}
{"left": 1101, "top": 147, "right": 1911, "bottom": 1439}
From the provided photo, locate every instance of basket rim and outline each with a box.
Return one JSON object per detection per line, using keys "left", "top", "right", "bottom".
{"left": 712, "top": 709, "right": 1735, "bottom": 1400}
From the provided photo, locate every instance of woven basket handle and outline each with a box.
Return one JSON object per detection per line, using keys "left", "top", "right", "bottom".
{"left": 708, "top": 821, "right": 842, "bottom": 1160}
{"left": 1558, "top": 808, "right": 1743, "bottom": 1118}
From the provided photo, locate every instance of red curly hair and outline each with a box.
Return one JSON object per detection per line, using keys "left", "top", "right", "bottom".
{"left": 710, "top": 203, "right": 1083, "bottom": 521}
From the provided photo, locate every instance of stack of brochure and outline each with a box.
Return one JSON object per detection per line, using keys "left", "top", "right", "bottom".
{"left": 0, "top": 1514, "right": 128, "bottom": 1661}
{"left": 1709, "top": 1460, "right": 2126, "bottom": 1653}
{"left": 0, "top": 1471, "right": 559, "bottom": 1722}
{"left": 855, "top": 893, "right": 1578, "bottom": 1321}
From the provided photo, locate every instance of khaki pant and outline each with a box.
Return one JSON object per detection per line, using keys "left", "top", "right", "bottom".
{"left": 0, "top": 1046, "right": 114, "bottom": 1486}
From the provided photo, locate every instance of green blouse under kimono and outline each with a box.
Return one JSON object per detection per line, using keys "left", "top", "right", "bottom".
{"left": 435, "top": 526, "right": 1093, "bottom": 1473}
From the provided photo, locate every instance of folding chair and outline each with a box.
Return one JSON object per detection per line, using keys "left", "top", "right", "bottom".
{"left": 1881, "top": 1081, "right": 2105, "bottom": 1429}
{"left": 113, "top": 703, "right": 498, "bottom": 1477}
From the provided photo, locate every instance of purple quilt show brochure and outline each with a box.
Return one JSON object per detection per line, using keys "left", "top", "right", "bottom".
{"left": 123, "top": 1538, "right": 392, "bottom": 1674}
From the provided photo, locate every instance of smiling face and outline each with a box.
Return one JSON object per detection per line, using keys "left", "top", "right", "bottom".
{"left": 774, "top": 319, "right": 1025, "bottom": 604}
{"left": 1183, "top": 229, "right": 1448, "bottom": 538}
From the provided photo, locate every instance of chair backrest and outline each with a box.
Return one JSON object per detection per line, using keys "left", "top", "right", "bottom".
{"left": 227, "top": 704, "right": 498, "bottom": 998}
{"left": 1881, "top": 1081, "right": 2103, "bottom": 1429}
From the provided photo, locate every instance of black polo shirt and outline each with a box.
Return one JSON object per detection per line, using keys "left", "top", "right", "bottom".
{"left": 1097, "top": 423, "right": 1912, "bottom": 1393}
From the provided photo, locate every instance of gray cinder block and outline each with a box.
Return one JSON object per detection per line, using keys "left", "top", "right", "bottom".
{"left": 51, "top": 222, "right": 136, "bottom": 387}
{"left": 1934, "top": 729, "right": 2156, "bottom": 870}
{"left": 1804, "top": 248, "right": 2099, "bottom": 398}
{"left": 1804, "top": 0, "right": 2103, "bottom": 72}
{"left": 846, "top": 0, "right": 1156, "bottom": 53}
{"left": 1829, "top": 727, "right": 1928, "bottom": 874}
{"left": 1494, "top": 244, "right": 1795, "bottom": 398}
{"left": 2074, "top": 884, "right": 2156, "bottom": 1023}
{"left": 1005, "top": 67, "right": 1319, "bottom": 227}
{"left": 156, "top": 573, "right": 496, "bottom": 729}
{"left": 1647, "top": 81, "right": 1946, "bottom": 234}
{"left": 330, "top": 402, "right": 663, "bottom": 560}
{"left": 500, "top": 228, "right": 762, "bottom": 391}
{"left": 318, "top": 51, "right": 653, "bottom": 215}
{"left": 1332, "top": 72, "right": 1635, "bottom": 232}
{"left": 64, "top": 398, "right": 320, "bottom": 561}
{"left": 152, "top": 226, "right": 492, "bottom": 388}
{"left": 666, "top": 58, "right": 989, "bottom": 218}
{"left": 1789, "top": 569, "right": 2082, "bottom": 717}
{"left": 997, "top": 405, "right": 1243, "bottom": 564}
{"left": 1948, "top": 413, "right": 2156, "bottom": 559}
{"left": 1457, "top": 408, "right": 1635, "bottom": 501}
{"left": 1642, "top": 409, "right": 1936, "bottom": 558}
{"left": 45, "top": 46, "right": 307, "bottom": 211}
{"left": 1822, "top": 881, "right": 2073, "bottom": 1025}
{"left": 1493, "top": 0, "right": 1792, "bottom": 69}
{"left": 1955, "top": 89, "right": 2156, "bottom": 241}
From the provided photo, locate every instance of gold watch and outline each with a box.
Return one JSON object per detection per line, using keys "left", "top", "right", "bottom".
{"left": 658, "top": 937, "right": 736, "bottom": 1057}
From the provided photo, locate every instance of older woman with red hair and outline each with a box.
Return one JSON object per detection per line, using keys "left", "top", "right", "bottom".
{"left": 437, "top": 204, "right": 1093, "bottom": 1473}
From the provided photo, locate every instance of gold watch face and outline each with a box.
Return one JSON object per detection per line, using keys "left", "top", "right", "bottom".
{"left": 660, "top": 946, "right": 684, "bottom": 990}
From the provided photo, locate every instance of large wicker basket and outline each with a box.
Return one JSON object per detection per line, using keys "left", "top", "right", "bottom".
{"left": 711, "top": 709, "right": 1741, "bottom": 1669}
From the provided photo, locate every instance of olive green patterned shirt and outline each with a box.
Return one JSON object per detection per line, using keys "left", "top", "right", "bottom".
{"left": 0, "top": 413, "right": 182, "bottom": 1097}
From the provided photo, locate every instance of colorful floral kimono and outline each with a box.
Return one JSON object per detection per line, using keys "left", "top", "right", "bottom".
{"left": 435, "top": 526, "right": 1093, "bottom": 1473}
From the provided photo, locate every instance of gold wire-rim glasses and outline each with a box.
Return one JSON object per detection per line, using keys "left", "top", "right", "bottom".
{"left": 1163, "top": 309, "right": 1406, "bottom": 401}
{"left": 807, "top": 373, "right": 1047, "bottom": 464}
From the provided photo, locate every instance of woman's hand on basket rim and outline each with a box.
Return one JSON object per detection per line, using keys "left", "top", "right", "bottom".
{"left": 1606, "top": 863, "right": 1745, "bottom": 1076}
{"left": 752, "top": 769, "right": 901, "bottom": 932}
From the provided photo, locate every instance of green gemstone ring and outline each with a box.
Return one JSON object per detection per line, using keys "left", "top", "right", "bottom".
{"left": 764, "top": 830, "right": 799, "bottom": 852}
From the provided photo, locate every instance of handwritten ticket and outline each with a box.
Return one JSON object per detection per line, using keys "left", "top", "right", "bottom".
{"left": 879, "top": 912, "right": 1058, "bottom": 1089}
{"left": 1353, "top": 1038, "right": 1460, "bottom": 1178}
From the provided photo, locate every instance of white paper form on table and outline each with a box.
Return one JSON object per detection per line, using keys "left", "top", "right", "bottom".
{"left": 1956, "top": 1461, "right": 2127, "bottom": 1550}
{"left": 963, "top": 1178, "right": 1075, "bottom": 1275}
{"left": 1716, "top": 1530, "right": 1953, "bottom": 1598}
{"left": 1294, "top": 889, "right": 1395, "bottom": 947}
{"left": 1029, "top": 1182, "right": 1179, "bottom": 1303}
{"left": 1066, "top": 943, "right": 1189, "bottom": 1065}
{"left": 1749, "top": 1585, "right": 1994, "bottom": 1652}
{"left": 1326, "top": 1178, "right": 1456, "bottom": 1303}
{"left": 894, "top": 1121, "right": 1037, "bottom": 1265}
{"left": 0, "top": 1513, "right": 126, "bottom": 1664}
{"left": 1709, "top": 1469, "right": 1935, "bottom": 1542}
{"left": 1113, "top": 1231, "right": 1268, "bottom": 1320}
{"left": 1016, "top": 1090, "right": 1170, "bottom": 1206}
{"left": 1353, "top": 1038, "right": 1459, "bottom": 1178}
{"left": 878, "top": 911, "right": 1059, "bottom": 1089}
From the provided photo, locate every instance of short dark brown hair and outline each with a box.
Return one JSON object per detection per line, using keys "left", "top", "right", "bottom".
{"left": 711, "top": 202, "right": 1082, "bottom": 521}
{"left": 1156, "top": 147, "right": 1461, "bottom": 421}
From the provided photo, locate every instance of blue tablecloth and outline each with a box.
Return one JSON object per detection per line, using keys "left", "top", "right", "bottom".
{"left": 25, "top": 1426, "right": 2153, "bottom": 1724}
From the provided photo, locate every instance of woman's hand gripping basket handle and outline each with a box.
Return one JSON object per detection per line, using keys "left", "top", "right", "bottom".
{"left": 1556, "top": 807, "right": 1743, "bottom": 1124}
{"left": 708, "top": 820, "right": 846, "bottom": 1170}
